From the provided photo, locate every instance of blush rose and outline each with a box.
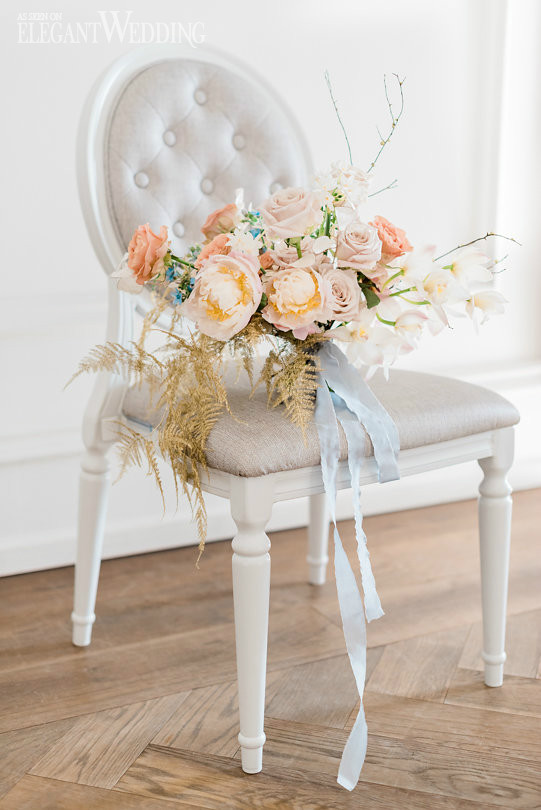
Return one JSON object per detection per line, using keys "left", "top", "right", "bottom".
{"left": 260, "top": 187, "right": 324, "bottom": 241}
{"left": 336, "top": 221, "right": 382, "bottom": 272}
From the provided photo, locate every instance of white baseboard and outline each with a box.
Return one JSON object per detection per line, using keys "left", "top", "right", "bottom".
{"left": 1, "top": 361, "right": 539, "bottom": 577}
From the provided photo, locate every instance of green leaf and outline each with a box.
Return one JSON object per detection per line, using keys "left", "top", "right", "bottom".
{"left": 363, "top": 286, "right": 380, "bottom": 309}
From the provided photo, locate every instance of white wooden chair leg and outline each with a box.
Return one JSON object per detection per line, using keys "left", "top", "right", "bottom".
{"left": 307, "top": 493, "right": 329, "bottom": 585}
{"left": 478, "top": 427, "right": 514, "bottom": 687}
{"left": 72, "top": 448, "right": 111, "bottom": 646}
{"left": 230, "top": 477, "right": 273, "bottom": 774}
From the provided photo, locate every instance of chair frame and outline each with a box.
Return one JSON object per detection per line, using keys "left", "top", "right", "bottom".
{"left": 74, "top": 45, "right": 514, "bottom": 777}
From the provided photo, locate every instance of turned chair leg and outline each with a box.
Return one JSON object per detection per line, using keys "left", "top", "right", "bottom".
{"left": 230, "top": 477, "right": 274, "bottom": 774}
{"left": 307, "top": 493, "right": 330, "bottom": 585}
{"left": 72, "top": 448, "right": 111, "bottom": 646}
{"left": 478, "top": 427, "right": 514, "bottom": 687}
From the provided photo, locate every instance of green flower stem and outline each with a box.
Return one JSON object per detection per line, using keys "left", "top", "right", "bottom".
{"left": 170, "top": 254, "right": 197, "bottom": 271}
{"left": 381, "top": 269, "right": 404, "bottom": 289}
{"left": 376, "top": 313, "right": 396, "bottom": 327}
{"left": 401, "top": 297, "right": 430, "bottom": 305}
{"left": 388, "top": 286, "right": 415, "bottom": 297}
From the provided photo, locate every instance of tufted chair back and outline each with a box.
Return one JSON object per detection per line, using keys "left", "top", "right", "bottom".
{"left": 89, "top": 49, "right": 313, "bottom": 263}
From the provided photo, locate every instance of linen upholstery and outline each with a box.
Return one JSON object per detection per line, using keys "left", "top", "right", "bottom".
{"left": 122, "top": 368, "right": 520, "bottom": 478}
{"left": 105, "top": 59, "right": 308, "bottom": 256}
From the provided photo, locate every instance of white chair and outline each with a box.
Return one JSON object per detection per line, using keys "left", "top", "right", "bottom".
{"left": 74, "top": 45, "right": 520, "bottom": 777}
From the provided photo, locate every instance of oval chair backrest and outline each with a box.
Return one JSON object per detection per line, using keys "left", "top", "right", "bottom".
{"left": 78, "top": 45, "right": 313, "bottom": 292}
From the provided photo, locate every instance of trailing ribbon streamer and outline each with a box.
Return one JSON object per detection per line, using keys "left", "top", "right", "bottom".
{"left": 314, "top": 342, "right": 400, "bottom": 791}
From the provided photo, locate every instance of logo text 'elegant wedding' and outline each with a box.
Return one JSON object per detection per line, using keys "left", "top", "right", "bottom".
{"left": 16, "top": 11, "right": 205, "bottom": 46}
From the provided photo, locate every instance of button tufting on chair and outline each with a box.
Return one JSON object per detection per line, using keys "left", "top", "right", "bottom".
{"left": 106, "top": 59, "right": 309, "bottom": 259}
{"left": 173, "top": 221, "right": 185, "bottom": 238}
{"left": 201, "top": 178, "right": 214, "bottom": 195}
{"left": 134, "top": 171, "right": 149, "bottom": 188}
{"left": 269, "top": 181, "right": 282, "bottom": 194}
{"left": 163, "top": 130, "right": 176, "bottom": 146}
{"left": 233, "top": 133, "right": 246, "bottom": 150}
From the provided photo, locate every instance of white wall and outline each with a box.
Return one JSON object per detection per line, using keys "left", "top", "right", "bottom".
{"left": 1, "top": 0, "right": 539, "bottom": 575}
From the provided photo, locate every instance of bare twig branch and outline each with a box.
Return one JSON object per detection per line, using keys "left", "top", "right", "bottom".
{"left": 368, "top": 178, "right": 398, "bottom": 198}
{"left": 325, "top": 69, "right": 353, "bottom": 164}
{"left": 434, "top": 232, "right": 521, "bottom": 263}
{"left": 367, "top": 73, "right": 405, "bottom": 173}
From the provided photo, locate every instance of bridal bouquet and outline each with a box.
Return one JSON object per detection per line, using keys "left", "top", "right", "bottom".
{"left": 74, "top": 75, "right": 511, "bottom": 550}
{"left": 73, "top": 75, "right": 516, "bottom": 790}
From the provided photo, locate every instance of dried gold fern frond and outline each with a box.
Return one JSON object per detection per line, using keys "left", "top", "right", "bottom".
{"left": 66, "top": 341, "right": 164, "bottom": 388}
{"left": 69, "top": 296, "right": 327, "bottom": 558}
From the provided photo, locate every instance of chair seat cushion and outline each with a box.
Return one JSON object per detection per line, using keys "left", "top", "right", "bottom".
{"left": 122, "top": 367, "right": 519, "bottom": 478}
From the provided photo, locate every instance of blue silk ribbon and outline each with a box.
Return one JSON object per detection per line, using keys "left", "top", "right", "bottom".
{"left": 314, "top": 341, "right": 400, "bottom": 791}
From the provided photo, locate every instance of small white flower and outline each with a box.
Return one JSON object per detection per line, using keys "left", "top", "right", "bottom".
{"left": 226, "top": 230, "right": 263, "bottom": 256}
{"left": 315, "top": 161, "right": 371, "bottom": 208}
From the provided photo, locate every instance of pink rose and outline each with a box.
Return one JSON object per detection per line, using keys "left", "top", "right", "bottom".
{"left": 195, "top": 233, "right": 230, "bottom": 268}
{"left": 201, "top": 203, "right": 239, "bottom": 241}
{"left": 181, "top": 251, "right": 262, "bottom": 340}
{"left": 370, "top": 215, "right": 413, "bottom": 260}
{"left": 127, "top": 224, "right": 169, "bottom": 285}
{"left": 317, "top": 262, "right": 363, "bottom": 321}
{"left": 336, "top": 221, "right": 382, "bottom": 272}
{"left": 261, "top": 265, "right": 332, "bottom": 339}
{"left": 260, "top": 187, "right": 324, "bottom": 241}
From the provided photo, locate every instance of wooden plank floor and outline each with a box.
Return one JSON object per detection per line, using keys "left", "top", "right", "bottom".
{"left": 0, "top": 490, "right": 539, "bottom": 809}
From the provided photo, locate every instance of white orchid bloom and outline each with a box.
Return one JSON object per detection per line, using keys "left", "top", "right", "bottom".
{"left": 388, "top": 245, "right": 436, "bottom": 285}
{"left": 111, "top": 253, "right": 142, "bottom": 294}
{"left": 420, "top": 268, "right": 469, "bottom": 326}
{"left": 466, "top": 290, "right": 507, "bottom": 326}
{"left": 394, "top": 309, "right": 428, "bottom": 348}
{"left": 447, "top": 247, "right": 492, "bottom": 284}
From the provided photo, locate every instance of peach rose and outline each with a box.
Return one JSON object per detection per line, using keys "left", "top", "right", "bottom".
{"left": 195, "top": 233, "right": 230, "bottom": 268}
{"left": 181, "top": 251, "right": 262, "bottom": 340}
{"left": 336, "top": 221, "right": 382, "bottom": 272}
{"left": 317, "top": 262, "right": 363, "bottom": 321}
{"left": 201, "top": 204, "right": 239, "bottom": 240}
{"left": 370, "top": 215, "right": 412, "bottom": 260}
{"left": 260, "top": 187, "right": 324, "bottom": 241}
{"left": 127, "top": 224, "right": 169, "bottom": 285}
{"left": 259, "top": 251, "right": 275, "bottom": 270}
{"left": 261, "top": 266, "right": 332, "bottom": 339}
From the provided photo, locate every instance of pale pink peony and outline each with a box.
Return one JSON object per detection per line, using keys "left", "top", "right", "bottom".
{"left": 317, "top": 262, "right": 363, "bottom": 321}
{"left": 370, "top": 215, "right": 412, "bottom": 260}
{"left": 181, "top": 251, "right": 262, "bottom": 340}
{"left": 201, "top": 203, "right": 239, "bottom": 240}
{"left": 336, "top": 221, "right": 382, "bottom": 272}
{"left": 261, "top": 265, "right": 332, "bottom": 339}
{"left": 195, "top": 233, "right": 230, "bottom": 268}
{"left": 127, "top": 223, "right": 169, "bottom": 285}
{"left": 260, "top": 187, "right": 324, "bottom": 241}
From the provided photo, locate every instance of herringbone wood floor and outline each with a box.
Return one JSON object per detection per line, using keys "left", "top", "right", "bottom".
{"left": 0, "top": 490, "right": 540, "bottom": 809}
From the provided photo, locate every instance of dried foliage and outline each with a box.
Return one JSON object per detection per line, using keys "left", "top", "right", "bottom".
{"left": 70, "top": 308, "right": 326, "bottom": 555}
